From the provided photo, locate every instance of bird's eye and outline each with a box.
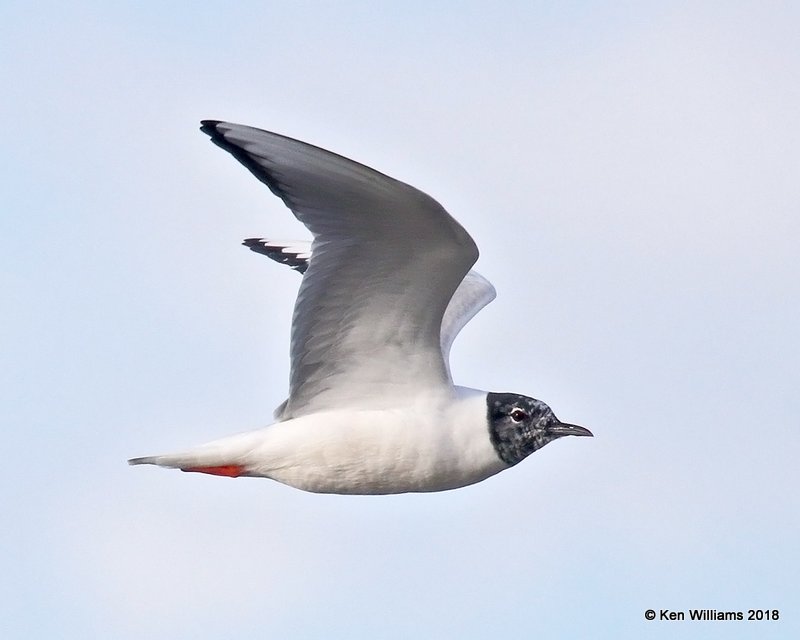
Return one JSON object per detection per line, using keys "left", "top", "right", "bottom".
{"left": 510, "top": 408, "right": 528, "bottom": 422}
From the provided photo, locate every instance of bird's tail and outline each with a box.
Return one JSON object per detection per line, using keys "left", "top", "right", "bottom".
{"left": 128, "top": 447, "right": 247, "bottom": 478}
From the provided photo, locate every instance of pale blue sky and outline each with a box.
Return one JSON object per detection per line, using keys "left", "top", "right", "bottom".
{"left": 2, "top": 2, "right": 798, "bottom": 638}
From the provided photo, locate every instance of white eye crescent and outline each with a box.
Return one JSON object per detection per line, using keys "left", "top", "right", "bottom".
{"left": 510, "top": 408, "right": 528, "bottom": 422}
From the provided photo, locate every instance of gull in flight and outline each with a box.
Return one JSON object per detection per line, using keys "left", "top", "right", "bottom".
{"left": 129, "top": 121, "right": 592, "bottom": 494}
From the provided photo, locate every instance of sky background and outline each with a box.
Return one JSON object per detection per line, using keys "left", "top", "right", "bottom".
{"left": 2, "top": 1, "right": 798, "bottom": 638}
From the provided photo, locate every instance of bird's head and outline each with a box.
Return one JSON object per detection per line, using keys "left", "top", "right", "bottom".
{"left": 486, "top": 392, "right": 592, "bottom": 466}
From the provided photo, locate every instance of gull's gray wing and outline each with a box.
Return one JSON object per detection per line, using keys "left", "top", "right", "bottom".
{"left": 438, "top": 270, "right": 496, "bottom": 378}
{"left": 245, "top": 238, "right": 496, "bottom": 383}
{"left": 201, "top": 121, "right": 478, "bottom": 419}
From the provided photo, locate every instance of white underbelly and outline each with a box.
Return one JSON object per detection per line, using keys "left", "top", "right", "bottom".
{"left": 241, "top": 399, "right": 507, "bottom": 495}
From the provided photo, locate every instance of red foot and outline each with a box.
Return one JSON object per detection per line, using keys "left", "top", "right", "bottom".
{"left": 181, "top": 464, "right": 245, "bottom": 477}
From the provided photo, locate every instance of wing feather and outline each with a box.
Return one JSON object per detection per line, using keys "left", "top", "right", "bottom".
{"left": 201, "top": 122, "right": 478, "bottom": 417}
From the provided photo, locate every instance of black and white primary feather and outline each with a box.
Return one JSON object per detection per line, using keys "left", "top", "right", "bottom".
{"left": 128, "top": 121, "right": 592, "bottom": 494}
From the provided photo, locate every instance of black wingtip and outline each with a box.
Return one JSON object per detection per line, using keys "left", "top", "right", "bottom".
{"left": 242, "top": 238, "right": 310, "bottom": 273}
{"left": 197, "top": 120, "right": 292, "bottom": 204}
{"left": 199, "top": 120, "right": 222, "bottom": 136}
{"left": 242, "top": 237, "right": 275, "bottom": 256}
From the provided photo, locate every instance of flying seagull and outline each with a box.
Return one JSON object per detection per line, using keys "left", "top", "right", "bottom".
{"left": 129, "top": 121, "right": 592, "bottom": 494}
